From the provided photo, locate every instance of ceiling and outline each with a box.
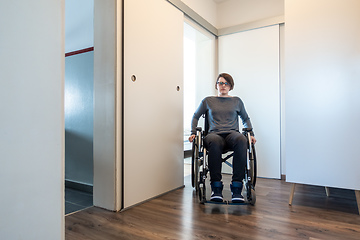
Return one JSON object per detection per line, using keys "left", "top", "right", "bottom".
{"left": 212, "top": 0, "right": 230, "bottom": 3}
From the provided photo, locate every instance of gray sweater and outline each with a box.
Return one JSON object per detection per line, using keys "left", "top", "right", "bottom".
{"left": 191, "top": 96, "right": 253, "bottom": 135}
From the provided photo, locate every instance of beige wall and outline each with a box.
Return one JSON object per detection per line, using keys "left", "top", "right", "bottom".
{"left": 123, "top": 0, "right": 184, "bottom": 209}
{"left": 181, "top": 0, "right": 218, "bottom": 27}
{"left": 181, "top": 0, "right": 284, "bottom": 29}
{"left": 217, "top": 0, "right": 284, "bottom": 29}
{"left": 93, "top": 0, "right": 120, "bottom": 211}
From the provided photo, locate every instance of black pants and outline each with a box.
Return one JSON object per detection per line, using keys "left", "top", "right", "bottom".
{"left": 204, "top": 131, "right": 247, "bottom": 183}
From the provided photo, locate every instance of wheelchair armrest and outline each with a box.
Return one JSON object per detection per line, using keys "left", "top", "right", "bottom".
{"left": 242, "top": 128, "right": 254, "bottom": 137}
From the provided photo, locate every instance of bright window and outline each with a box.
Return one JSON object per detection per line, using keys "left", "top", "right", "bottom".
{"left": 183, "top": 19, "right": 216, "bottom": 151}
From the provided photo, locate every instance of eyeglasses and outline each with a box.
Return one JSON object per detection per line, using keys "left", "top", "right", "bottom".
{"left": 217, "top": 81, "right": 230, "bottom": 86}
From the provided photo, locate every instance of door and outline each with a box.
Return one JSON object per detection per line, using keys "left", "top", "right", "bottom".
{"left": 218, "top": 25, "right": 281, "bottom": 179}
{"left": 123, "top": 0, "right": 184, "bottom": 208}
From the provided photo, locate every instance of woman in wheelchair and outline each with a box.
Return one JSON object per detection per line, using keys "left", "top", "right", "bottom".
{"left": 189, "top": 73, "right": 256, "bottom": 203}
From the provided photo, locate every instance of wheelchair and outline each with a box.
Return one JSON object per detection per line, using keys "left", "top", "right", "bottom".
{"left": 191, "top": 115, "right": 257, "bottom": 205}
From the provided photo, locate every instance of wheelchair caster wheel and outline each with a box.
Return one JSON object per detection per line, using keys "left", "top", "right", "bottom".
{"left": 198, "top": 182, "right": 206, "bottom": 204}
{"left": 249, "top": 188, "right": 256, "bottom": 205}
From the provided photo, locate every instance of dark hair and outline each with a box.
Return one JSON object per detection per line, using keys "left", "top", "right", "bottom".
{"left": 215, "top": 73, "right": 234, "bottom": 90}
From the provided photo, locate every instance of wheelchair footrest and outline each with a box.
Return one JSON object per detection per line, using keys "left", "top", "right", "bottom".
{"left": 204, "top": 200, "right": 251, "bottom": 205}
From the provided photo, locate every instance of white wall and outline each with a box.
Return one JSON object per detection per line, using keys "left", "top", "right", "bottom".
{"left": 65, "top": 51, "right": 94, "bottom": 186}
{"left": 65, "top": 0, "right": 94, "bottom": 53}
{"left": 285, "top": 0, "right": 360, "bottom": 190}
{"left": 217, "top": 0, "right": 284, "bottom": 29}
{"left": 0, "top": 1, "right": 65, "bottom": 240}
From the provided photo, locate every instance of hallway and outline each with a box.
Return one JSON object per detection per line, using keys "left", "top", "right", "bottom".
{"left": 65, "top": 187, "right": 93, "bottom": 215}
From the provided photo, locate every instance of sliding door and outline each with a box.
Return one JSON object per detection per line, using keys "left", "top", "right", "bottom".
{"left": 218, "top": 25, "right": 281, "bottom": 179}
{"left": 123, "top": 0, "right": 184, "bottom": 208}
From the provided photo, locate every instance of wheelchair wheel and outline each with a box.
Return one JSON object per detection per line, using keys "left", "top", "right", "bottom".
{"left": 191, "top": 136, "right": 200, "bottom": 190}
{"left": 249, "top": 143, "right": 257, "bottom": 187}
{"left": 246, "top": 140, "right": 257, "bottom": 205}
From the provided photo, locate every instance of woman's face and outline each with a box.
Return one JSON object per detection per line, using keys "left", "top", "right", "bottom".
{"left": 217, "top": 77, "right": 231, "bottom": 96}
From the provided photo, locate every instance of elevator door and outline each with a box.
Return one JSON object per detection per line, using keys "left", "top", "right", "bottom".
{"left": 123, "top": 0, "right": 184, "bottom": 208}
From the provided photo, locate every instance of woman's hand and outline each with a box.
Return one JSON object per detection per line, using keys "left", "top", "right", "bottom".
{"left": 251, "top": 136, "right": 257, "bottom": 144}
{"left": 188, "top": 134, "right": 196, "bottom": 142}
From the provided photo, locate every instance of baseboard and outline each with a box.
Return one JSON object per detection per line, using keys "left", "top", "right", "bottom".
{"left": 184, "top": 150, "right": 192, "bottom": 158}
{"left": 65, "top": 179, "right": 93, "bottom": 194}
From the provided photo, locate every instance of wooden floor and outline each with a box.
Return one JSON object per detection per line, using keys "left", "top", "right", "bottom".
{"left": 66, "top": 170, "right": 360, "bottom": 240}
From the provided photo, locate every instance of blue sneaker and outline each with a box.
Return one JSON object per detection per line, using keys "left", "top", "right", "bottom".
{"left": 230, "top": 181, "right": 244, "bottom": 203}
{"left": 210, "top": 181, "right": 223, "bottom": 202}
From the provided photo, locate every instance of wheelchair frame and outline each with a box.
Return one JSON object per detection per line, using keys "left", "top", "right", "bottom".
{"left": 191, "top": 125, "right": 257, "bottom": 205}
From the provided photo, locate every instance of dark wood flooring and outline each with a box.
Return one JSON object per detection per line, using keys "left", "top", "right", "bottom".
{"left": 66, "top": 172, "right": 360, "bottom": 240}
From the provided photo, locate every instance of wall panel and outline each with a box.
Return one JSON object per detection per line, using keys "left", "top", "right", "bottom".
{"left": 0, "top": 1, "right": 65, "bottom": 239}
{"left": 285, "top": 0, "right": 360, "bottom": 190}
